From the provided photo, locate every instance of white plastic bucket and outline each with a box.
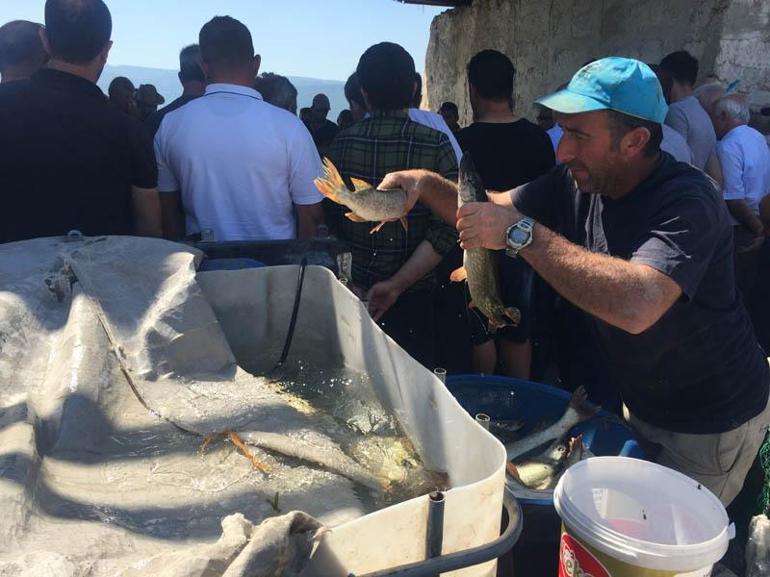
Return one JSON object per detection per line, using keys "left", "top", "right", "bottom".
{"left": 553, "top": 457, "right": 731, "bottom": 577}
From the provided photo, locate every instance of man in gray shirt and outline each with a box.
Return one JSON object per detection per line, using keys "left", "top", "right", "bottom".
{"left": 659, "top": 51, "right": 717, "bottom": 171}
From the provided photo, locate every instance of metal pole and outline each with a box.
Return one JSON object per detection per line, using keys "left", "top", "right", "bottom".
{"left": 426, "top": 490, "right": 445, "bottom": 562}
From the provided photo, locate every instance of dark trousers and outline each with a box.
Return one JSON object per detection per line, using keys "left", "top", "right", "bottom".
{"left": 378, "top": 289, "right": 436, "bottom": 369}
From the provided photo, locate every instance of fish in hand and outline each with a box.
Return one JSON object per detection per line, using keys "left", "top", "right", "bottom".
{"left": 451, "top": 154, "right": 520, "bottom": 330}
{"left": 314, "top": 158, "right": 408, "bottom": 234}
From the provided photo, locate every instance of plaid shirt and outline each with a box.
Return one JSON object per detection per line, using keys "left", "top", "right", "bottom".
{"left": 326, "top": 110, "right": 459, "bottom": 291}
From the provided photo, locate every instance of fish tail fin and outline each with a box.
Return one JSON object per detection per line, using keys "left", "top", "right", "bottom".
{"left": 314, "top": 158, "right": 347, "bottom": 203}
{"left": 569, "top": 386, "right": 600, "bottom": 421}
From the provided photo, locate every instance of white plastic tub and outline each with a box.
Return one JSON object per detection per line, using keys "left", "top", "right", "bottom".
{"left": 197, "top": 265, "right": 508, "bottom": 577}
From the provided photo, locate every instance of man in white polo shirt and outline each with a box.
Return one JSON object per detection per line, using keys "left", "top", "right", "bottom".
{"left": 154, "top": 16, "right": 324, "bottom": 241}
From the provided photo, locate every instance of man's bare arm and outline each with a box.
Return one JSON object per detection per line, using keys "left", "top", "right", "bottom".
{"left": 704, "top": 151, "right": 724, "bottom": 191}
{"left": 456, "top": 202, "right": 682, "bottom": 335}
{"left": 159, "top": 191, "right": 185, "bottom": 240}
{"left": 379, "top": 170, "right": 459, "bottom": 226}
{"left": 760, "top": 194, "right": 770, "bottom": 233}
{"left": 726, "top": 199, "right": 764, "bottom": 237}
{"left": 296, "top": 202, "right": 325, "bottom": 240}
{"left": 521, "top": 225, "right": 682, "bottom": 334}
{"left": 132, "top": 186, "right": 163, "bottom": 238}
{"left": 366, "top": 240, "right": 443, "bottom": 321}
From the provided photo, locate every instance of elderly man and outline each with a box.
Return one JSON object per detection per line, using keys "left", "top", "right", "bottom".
{"left": 145, "top": 44, "right": 206, "bottom": 138}
{"left": 381, "top": 57, "right": 770, "bottom": 506}
{"left": 154, "top": 16, "right": 323, "bottom": 242}
{"left": 0, "top": 20, "right": 47, "bottom": 83}
{"left": 0, "top": 0, "right": 161, "bottom": 242}
{"left": 711, "top": 94, "right": 770, "bottom": 298}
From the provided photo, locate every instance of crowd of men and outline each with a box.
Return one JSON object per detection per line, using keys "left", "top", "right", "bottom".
{"left": 1, "top": 0, "right": 769, "bottom": 525}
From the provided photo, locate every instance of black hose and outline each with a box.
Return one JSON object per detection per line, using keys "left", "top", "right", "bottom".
{"left": 276, "top": 258, "right": 308, "bottom": 367}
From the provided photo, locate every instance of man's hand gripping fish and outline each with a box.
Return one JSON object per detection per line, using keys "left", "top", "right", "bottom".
{"left": 453, "top": 153, "right": 520, "bottom": 330}
{"left": 314, "top": 158, "right": 409, "bottom": 234}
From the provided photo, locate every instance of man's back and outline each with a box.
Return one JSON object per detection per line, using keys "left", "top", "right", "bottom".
{"left": 457, "top": 119, "right": 555, "bottom": 190}
{"left": 408, "top": 108, "right": 462, "bottom": 163}
{"left": 327, "top": 112, "right": 458, "bottom": 290}
{"left": 665, "top": 95, "right": 716, "bottom": 170}
{"left": 0, "top": 69, "right": 157, "bottom": 243}
{"left": 717, "top": 124, "right": 770, "bottom": 217}
{"left": 145, "top": 94, "right": 199, "bottom": 138}
{"left": 154, "top": 84, "right": 322, "bottom": 241}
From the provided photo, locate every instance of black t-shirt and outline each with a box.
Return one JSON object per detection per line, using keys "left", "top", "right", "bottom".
{"left": 0, "top": 69, "right": 158, "bottom": 243}
{"left": 456, "top": 119, "right": 555, "bottom": 190}
{"left": 145, "top": 94, "right": 200, "bottom": 138}
{"left": 311, "top": 119, "right": 339, "bottom": 152}
{"left": 513, "top": 153, "right": 769, "bottom": 433}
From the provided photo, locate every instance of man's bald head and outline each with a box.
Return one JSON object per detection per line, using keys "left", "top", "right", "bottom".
{"left": 0, "top": 20, "right": 47, "bottom": 82}
{"left": 44, "top": 0, "right": 112, "bottom": 64}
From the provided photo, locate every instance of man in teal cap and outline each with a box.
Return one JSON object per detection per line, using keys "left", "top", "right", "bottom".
{"left": 380, "top": 57, "right": 770, "bottom": 506}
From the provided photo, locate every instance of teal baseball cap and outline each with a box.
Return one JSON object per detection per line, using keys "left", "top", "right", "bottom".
{"left": 536, "top": 57, "right": 668, "bottom": 123}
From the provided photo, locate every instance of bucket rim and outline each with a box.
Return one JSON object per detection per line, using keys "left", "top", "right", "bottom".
{"left": 553, "top": 457, "right": 730, "bottom": 572}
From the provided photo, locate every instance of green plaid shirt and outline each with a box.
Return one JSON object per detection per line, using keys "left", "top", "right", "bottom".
{"left": 326, "top": 110, "right": 459, "bottom": 291}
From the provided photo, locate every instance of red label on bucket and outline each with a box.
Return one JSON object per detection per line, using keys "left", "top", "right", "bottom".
{"left": 559, "top": 533, "right": 611, "bottom": 577}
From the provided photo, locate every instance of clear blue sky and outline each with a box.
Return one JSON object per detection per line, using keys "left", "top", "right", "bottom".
{"left": 0, "top": 0, "right": 444, "bottom": 80}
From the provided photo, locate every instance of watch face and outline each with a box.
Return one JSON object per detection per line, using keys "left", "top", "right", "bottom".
{"left": 511, "top": 228, "right": 529, "bottom": 244}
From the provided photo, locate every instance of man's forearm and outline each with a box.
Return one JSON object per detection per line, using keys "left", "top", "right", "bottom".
{"left": 296, "top": 203, "right": 325, "bottom": 240}
{"left": 415, "top": 172, "right": 460, "bottom": 226}
{"left": 726, "top": 199, "right": 764, "bottom": 235}
{"left": 520, "top": 225, "right": 680, "bottom": 334}
{"left": 132, "top": 187, "right": 163, "bottom": 238}
{"left": 390, "top": 240, "right": 443, "bottom": 293}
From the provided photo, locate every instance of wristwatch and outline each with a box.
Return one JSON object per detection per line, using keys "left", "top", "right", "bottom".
{"left": 505, "top": 217, "right": 536, "bottom": 258}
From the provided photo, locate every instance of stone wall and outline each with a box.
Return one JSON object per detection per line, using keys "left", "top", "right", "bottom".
{"left": 425, "top": 0, "right": 770, "bottom": 130}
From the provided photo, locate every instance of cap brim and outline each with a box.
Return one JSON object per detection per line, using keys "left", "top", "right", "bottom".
{"left": 536, "top": 89, "right": 609, "bottom": 115}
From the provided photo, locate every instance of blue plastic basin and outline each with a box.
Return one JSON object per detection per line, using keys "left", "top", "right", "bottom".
{"left": 199, "top": 258, "right": 266, "bottom": 272}
{"left": 446, "top": 374, "right": 644, "bottom": 506}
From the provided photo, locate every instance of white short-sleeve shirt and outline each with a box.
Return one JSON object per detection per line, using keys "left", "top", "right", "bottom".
{"left": 717, "top": 124, "right": 770, "bottom": 220}
{"left": 155, "top": 83, "right": 323, "bottom": 241}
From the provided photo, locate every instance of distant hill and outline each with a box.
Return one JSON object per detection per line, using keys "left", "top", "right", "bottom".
{"left": 98, "top": 65, "right": 348, "bottom": 120}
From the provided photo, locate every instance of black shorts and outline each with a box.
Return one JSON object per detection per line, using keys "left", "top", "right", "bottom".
{"left": 467, "top": 253, "right": 535, "bottom": 345}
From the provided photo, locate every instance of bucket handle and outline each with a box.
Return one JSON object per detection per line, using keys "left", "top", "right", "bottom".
{"left": 350, "top": 491, "right": 523, "bottom": 577}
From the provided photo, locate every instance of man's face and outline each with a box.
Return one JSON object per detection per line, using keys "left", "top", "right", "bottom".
{"left": 556, "top": 110, "right": 626, "bottom": 196}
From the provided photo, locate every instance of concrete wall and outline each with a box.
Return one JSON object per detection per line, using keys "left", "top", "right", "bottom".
{"left": 425, "top": 0, "right": 770, "bottom": 130}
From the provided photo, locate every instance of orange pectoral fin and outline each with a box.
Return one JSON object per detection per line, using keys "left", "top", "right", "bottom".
{"left": 506, "top": 462, "right": 521, "bottom": 479}
{"left": 399, "top": 216, "right": 408, "bottom": 232}
{"left": 345, "top": 212, "right": 368, "bottom": 223}
{"left": 449, "top": 266, "right": 467, "bottom": 282}
{"left": 369, "top": 221, "right": 387, "bottom": 234}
